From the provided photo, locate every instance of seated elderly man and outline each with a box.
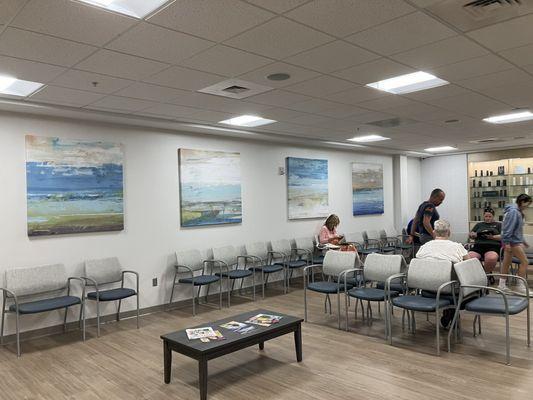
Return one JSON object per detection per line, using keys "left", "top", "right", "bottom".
{"left": 416, "top": 219, "right": 470, "bottom": 263}
{"left": 415, "top": 219, "right": 469, "bottom": 328}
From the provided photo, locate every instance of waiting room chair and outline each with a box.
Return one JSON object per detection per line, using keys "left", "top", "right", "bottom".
{"left": 366, "top": 229, "right": 394, "bottom": 254}
{"left": 345, "top": 232, "right": 379, "bottom": 261}
{"left": 170, "top": 249, "right": 222, "bottom": 316}
{"left": 212, "top": 245, "right": 255, "bottom": 307}
{"left": 304, "top": 251, "right": 360, "bottom": 329}
{"left": 345, "top": 253, "right": 407, "bottom": 338}
{"left": 294, "top": 237, "right": 324, "bottom": 265}
{"left": 271, "top": 239, "right": 308, "bottom": 291}
{"left": 387, "top": 258, "right": 457, "bottom": 355}
{"left": 381, "top": 227, "right": 414, "bottom": 258}
{"left": 0, "top": 263, "right": 85, "bottom": 357}
{"left": 244, "top": 242, "right": 285, "bottom": 299}
{"left": 448, "top": 258, "right": 530, "bottom": 365}
{"left": 83, "top": 257, "right": 139, "bottom": 337}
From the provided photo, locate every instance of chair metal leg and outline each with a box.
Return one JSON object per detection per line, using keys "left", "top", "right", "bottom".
{"left": 345, "top": 294, "right": 350, "bottom": 331}
{"left": 527, "top": 302, "right": 531, "bottom": 347}
{"left": 337, "top": 293, "right": 341, "bottom": 329}
{"left": 227, "top": 276, "right": 231, "bottom": 307}
{"left": 81, "top": 301, "right": 86, "bottom": 341}
{"left": 15, "top": 311, "right": 20, "bottom": 358}
{"left": 192, "top": 283, "right": 196, "bottom": 316}
{"left": 117, "top": 300, "right": 122, "bottom": 322}
{"left": 261, "top": 270, "right": 265, "bottom": 299}
{"left": 96, "top": 298, "right": 101, "bottom": 338}
{"left": 478, "top": 314, "right": 482, "bottom": 335}
{"left": 1, "top": 296, "right": 5, "bottom": 345}
{"left": 63, "top": 307, "right": 68, "bottom": 333}
{"left": 505, "top": 314, "right": 511, "bottom": 365}
{"left": 168, "top": 271, "right": 177, "bottom": 310}
{"left": 252, "top": 270, "right": 256, "bottom": 301}
{"left": 136, "top": 294, "right": 140, "bottom": 329}
{"left": 436, "top": 310, "right": 440, "bottom": 356}
{"left": 304, "top": 283, "right": 307, "bottom": 322}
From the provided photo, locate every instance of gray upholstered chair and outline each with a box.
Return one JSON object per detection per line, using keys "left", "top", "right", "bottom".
{"left": 83, "top": 257, "right": 139, "bottom": 337}
{"left": 294, "top": 237, "right": 324, "bottom": 265}
{"left": 271, "top": 239, "right": 307, "bottom": 291}
{"left": 345, "top": 253, "right": 407, "bottom": 337}
{"left": 387, "top": 258, "right": 457, "bottom": 355}
{"left": 345, "top": 232, "right": 379, "bottom": 261}
{"left": 303, "top": 251, "right": 361, "bottom": 329}
{"left": 363, "top": 230, "right": 386, "bottom": 253}
{"left": 244, "top": 242, "right": 284, "bottom": 299}
{"left": 447, "top": 258, "right": 530, "bottom": 365}
{"left": 170, "top": 249, "right": 222, "bottom": 316}
{"left": 380, "top": 227, "right": 413, "bottom": 257}
{"left": 0, "top": 263, "right": 85, "bottom": 357}
{"left": 212, "top": 245, "right": 254, "bottom": 307}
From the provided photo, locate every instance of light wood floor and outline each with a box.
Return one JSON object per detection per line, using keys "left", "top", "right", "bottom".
{"left": 0, "top": 282, "right": 531, "bottom": 400}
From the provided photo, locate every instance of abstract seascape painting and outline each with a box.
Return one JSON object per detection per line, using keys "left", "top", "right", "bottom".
{"left": 352, "top": 162, "right": 384, "bottom": 216}
{"left": 26, "top": 135, "right": 124, "bottom": 236}
{"left": 179, "top": 149, "right": 242, "bottom": 227}
{"left": 287, "top": 157, "right": 329, "bottom": 219}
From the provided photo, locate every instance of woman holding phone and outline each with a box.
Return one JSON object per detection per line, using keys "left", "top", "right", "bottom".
{"left": 468, "top": 207, "right": 501, "bottom": 275}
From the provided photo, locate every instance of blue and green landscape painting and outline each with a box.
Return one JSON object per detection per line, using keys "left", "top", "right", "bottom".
{"left": 287, "top": 157, "right": 329, "bottom": 219}
{"left": 179, "top": 149, "right": 242, "bottom": 227}
{"left": 352, "top": 162, "right": 384, "bottom": 216}
{"left": 26, "top": 135, "right": 124, "bottom": 236}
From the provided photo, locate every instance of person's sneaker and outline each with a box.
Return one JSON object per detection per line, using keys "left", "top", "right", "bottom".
{"left": 488, "top": 276, "right": 496, "bottom": 286}
{"left": 439, "top": 309, "right": 453, "bottom": 329}
{"left": 511, "top": 282, "right": 532, "bottom": 297}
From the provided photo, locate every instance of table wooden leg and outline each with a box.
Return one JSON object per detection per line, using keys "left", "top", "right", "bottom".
{"left": 294, "top": 323, "right": 302, "bottom": 362}
{"left": 259, "top": 341, "right": 264, "bottom": 350}
{"left": 199, "top": 357, "right": 208, "bottom": 400}
{"left": 163, "top": 340, "right": 172, "bottom": 384}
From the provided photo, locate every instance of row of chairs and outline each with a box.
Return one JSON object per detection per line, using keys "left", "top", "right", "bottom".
{"left": 0, "top": 257, "right": 139, "bottom": 357}
{"left": 304, "top": 251, "right": 530, "bottom": 365}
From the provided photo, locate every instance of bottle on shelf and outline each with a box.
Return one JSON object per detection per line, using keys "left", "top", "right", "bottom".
{"left": 503, "top": 179, "right": 507, "bottom": 186}
{"left": 513, "top": 177, "right": 516, "bottom": 185}
{"left": 488, "top": 181, "right": 492, "bottom": 187}
{"left": 479, "top": 180, "right": 482, "bottom": 187}
{"left": 520, "top": 176, "right": 524, "bottom": 185}
{"left": 480, "top": 170, "right": 484, "bottom": 177}
{"left": 475, "top": 169, "right": 478, "bottom": 177}
{"left": 473, "top": 179, "right": 476, "bottom": 187}
{"left": 490, "top": 171, "right": 493, "bottom": 176}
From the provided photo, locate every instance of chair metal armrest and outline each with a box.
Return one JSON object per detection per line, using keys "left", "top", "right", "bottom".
{"left": 239, "top": 255, "right": 262, "bottom": 267}
{"left": 121, "top": 270, "right": 139, "bottom": 291}
{"left": 487, "top": 274, "right": 530, "bottom": 297}
{"left": 81, "top": 276, "right": 100, "bottom": 298}
{"left": 436, "top": 280, "right": 459, "bottom": 306}
{"left": 303, "top": 264, "right": 323, "bottom": 285}
{"left": 293, "top": 248, "right": 312, "bottom": 256}
{"left": 385, "top": 273, "right": 406, "bottom": 293}
{"left": 174, "top": 264, "right": 194, "bottom": 274}
{"left": 67, "top": 277, "right": 86, "bottom": 298}
{"left": 0, "top": 287, "right": 18, "bottom": 313}
{"left": 211, "top": 259, "right": 229, "bottom": 275}
{"left": 366, "top": 239, "right": 382, "bottom": 249}
{"left": 459, "top": 284, "right": 512, "bottom": 312}
{"left": 268, "top": 250, "right": 287, "bottom": 264}
{"left": 340, "top": 267, "right": 363, "bottom": 293}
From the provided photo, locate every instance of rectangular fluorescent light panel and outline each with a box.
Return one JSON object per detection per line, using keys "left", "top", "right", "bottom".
{"left": 348, "top": 134, "right": 390, "bottom": 143}
{"left": 78, "top": 0, "right": 169, "bottom": 18}
{"left": 424, "top": 146, "right": 457, "bottom": 152}
{"left": 219, "top": 115, "right": 276, "bottom": 127}
{"left": 0, "top": 75, "right": 43, "bottom": 96}
{"left": 483, "top": 111, "right": 533, "bottom": 124}
{"left": 367, "top": 71, "right": 449, "bottom": 94}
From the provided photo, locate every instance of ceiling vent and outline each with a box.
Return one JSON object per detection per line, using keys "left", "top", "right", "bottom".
{"left": 366, "top": 117, "right": 415, "bottom": 128}
{"left": 198, "top": 79, "right": 273, "bottom": 99}
{"left": 425, "top": 0, "right": 532, "bottom": 31}
{"left": 469, "top": 137, "right": 504, "bottom": 143}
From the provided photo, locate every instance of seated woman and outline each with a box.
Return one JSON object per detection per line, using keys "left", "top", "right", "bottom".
{"left": 416, "top": 219, "right": 469, "bottom": 263}
{"left": 319, "top": 214, "right": 343, "bottom": 245}
{"left": 468, "top": 207, "right": 501, "bottom": 275}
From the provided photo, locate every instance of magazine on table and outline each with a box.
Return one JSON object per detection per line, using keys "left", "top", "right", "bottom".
{"left": 219, "top": 321, "right": 256, "bottom": 334}
{"left": 186, "top": 327, "right": 217, "bottom": 340}
{"left": 199, "top": 330, "right": 225, "bottom": 343}
{"left": 245, "top": 313, "right": 283, "bottom": 327}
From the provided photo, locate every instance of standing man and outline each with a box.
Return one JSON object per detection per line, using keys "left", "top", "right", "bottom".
{"left": 408, "top": 188, "right": 446, "bottom": 245}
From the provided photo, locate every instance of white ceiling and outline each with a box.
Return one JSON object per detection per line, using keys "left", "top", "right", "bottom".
{"left": 0, "top": 0, "right": 533, "bottom": 154}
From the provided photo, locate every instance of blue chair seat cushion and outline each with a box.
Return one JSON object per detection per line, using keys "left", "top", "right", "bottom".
{"left": 307, "top": 281, "right": 353, "bottom": 294}
{"left": 421, "top": 290, "right": 456, "bottom": 303}
{"left": 392, "top": 295, "right": 452, "bottom": 312}
{"left": 312, "top": 255, "right": 325, "bottom": 264}
{"left": 249, "top": 264, "right": 284, "bottom": 273}
{"left": 10, "top": 295, "right": 81, "bottom": 314}
{"left": 382, "top": 246, "right": 396, "bottom": 253}
{"left": 360, "top": 248, "right": 380, "bottom": 255}
{"left": 347, "top": 287, "right": 399, "bottom": 301}
{"left": 215, "top": 270, "right": 253, "bottom": 279}
{"left": 179, "top": 275, "right": 220, "bottom": 286}
{"left": 88, "top": 288, "right": 136, "bottom": 301}
{"left": 334, "top": 275, "right": 368, "bottom": 286}
{"left": 274, "top": 260, "right": 307, "bottom": 268}
{"left": 465, "top": 295, "right": 528, "bottom": 315}
{"left": 376, "top": 282, "right": 406, "bottom": 292}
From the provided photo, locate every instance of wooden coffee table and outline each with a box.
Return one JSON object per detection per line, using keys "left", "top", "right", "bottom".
{"left": 161, "top": 309, "right": 303, "bottom": 400}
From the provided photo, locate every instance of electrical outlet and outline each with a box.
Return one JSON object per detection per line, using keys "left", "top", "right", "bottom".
{"left": 152, "top": 277, "right": 158, "bottom": 287}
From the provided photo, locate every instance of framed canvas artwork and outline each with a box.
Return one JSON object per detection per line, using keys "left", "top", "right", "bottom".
{"left": 352, "top": 162, "right": 384, "bottom": 216}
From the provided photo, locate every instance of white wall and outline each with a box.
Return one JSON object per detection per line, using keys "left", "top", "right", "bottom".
{"left": 420, "top": 154, "right": 469, "bottom": 235}
{"left": 405, "top": 157, "right": 422, "bottom": 226}
{"left": 0, "top": 112, "right": 396, "bottom": 334}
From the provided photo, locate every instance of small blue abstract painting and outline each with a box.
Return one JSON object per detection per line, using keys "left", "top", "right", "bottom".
{"left": 26, "top": 135, "right": 124, "bottom": 236}
{"left": 352, "top": 162, "right": 384, "bottom": 216}
{"left": 179, "top": 149, "right": 242, "bottom": 227}
{"left": 287, "top": 157, "right": 329, "bottom": 219}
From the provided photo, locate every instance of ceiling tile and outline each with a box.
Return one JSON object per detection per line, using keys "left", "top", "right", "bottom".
{"left": 167, "top": 90, "right": 272, "bottom": 114}
{"left": 401, "top": 84, "right": 471, "bottom": 102}
{"left": 29, "top": 86, "right": 105, "bottom": 107}
{"left": 244, "top": 0, "right": 309, "bottom": 13}
{"left": 0, "top": 55, "right": 65, "bottom": 83}
{"left": 144, "top": 66, "right": 224, "bottom": 90}
{"left": 427, "top": 92, "right": 510, "bottom": 118}
{"left": 357, "top": 96, "right": 418, "bottom": 111}
{"left": 285, "top": 0, "right": 414, "bottom": 37}
{"left": 391, "top": 36, "right": 489, "bottom": 70}
{"left": 76, "top": 49, "right": 168, "bottom": 80}
{"left": 346, "top": 12, "right": 456, "bottom": 56}
{"left": 148, "top": 0, "right": 274, "bottom": 42}
{"left": 467, "top": 14, "right": 533, "bottom": 52}
{"left": 316, "top": 105, "right": 369, "bottom": 118}
{"left": 290, "top": 114, "right": 337, "bottom": 126}
{"left": 284, "top": 75, "right": 356, "bottom": 97}
{"left": 247, "top": 89, "right": 311, "bottom": 106}
{"left": 141, "top": 103, "right": 200, "bottom": 118}
{"left": 11, "top": 0, "right": 136, "bottom": 46}
{"left": 224, "top": 17, "right": 334, "bottom": 59}
{"left": 345, "top": 111, "right": 395, "bottom": 124}
{"left": 456, "top": 68, "right": 533, "bottom": 91}
{"left": 0, "top": 0, "right": 23, "bottom": 25}
{"left": 284, "top": 41, "right": 379, "bottom": 73}
{"left": 430, "top": 54, "right": 513, "bottom": 82}
{"left": 476, "top": 82, "right": 533, "bottom": 108}
{"left": 237, "top": 62, "right": 320, "bottom": 88}
{"left": 259, "top": 107, "right": 312, "bottom": 122}
{"left": 387, "top": 103, "right": 461, "bottom": 122}
{"left": 106, "top": 23, "right": 214, "bottom": 65}
{"left": 51, "top": 69, "right": 133, "bottom": 94}
{"left": 114, "top": 82, "right": 189, "bottom": 102}
{"left": 333, "top": 58, "right": 415, "bottom": 85}
{"left": 499, "top": 44, "right": 533, "bottom": 66}
{"left": 179, "top": 45, "right": 272, "bottom": 77}
{"left": 325, "top": 85, "right": 388, "bottom": 105}
{"left": 0, "top": 27, "right": 96, "bottom": 67}
{"left": 187, "top": 110, "right": 235, "bottom": 123}
{"left": 285, "top": 98, "right": 341, "bottom": 113}
{"left": 86, "top": 96, "right": 156, "bottom": 113}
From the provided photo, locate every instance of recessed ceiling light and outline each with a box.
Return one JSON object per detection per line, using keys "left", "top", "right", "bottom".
{"left": 0, "top": 75, "right": 44, "bottom": 97}
{"left": 219, "top": 115, "right": 276, "bottom": 127}
{"left": 77, "top": 0, "right": 169, "bottom": 18}
{"left": 267, "top": 73, "right": 291, "bottom": 81}
{"left": 348, "top": 134, "right": 390, "bottom": 143}
{"left": 483, "top": 111, "right": 533, "bottom": 124}
{"left": 424, "top": 146, "right": 457, "bottom": 152}
{"left": 367, "top": 71, "right": 449, "bottom": 94}
{"left": 323, "top": 141, "right": 365, "bottom": 148}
